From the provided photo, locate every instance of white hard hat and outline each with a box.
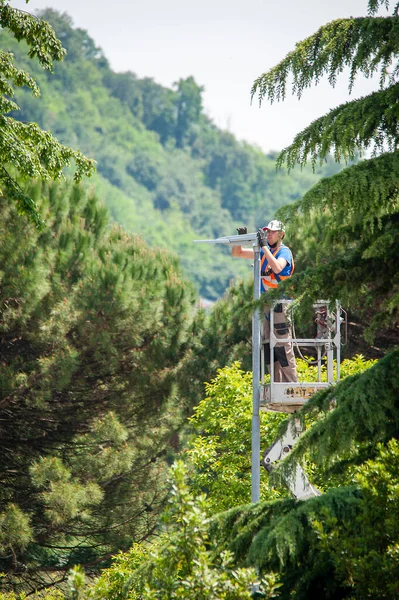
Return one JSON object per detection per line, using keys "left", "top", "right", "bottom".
{"left": 264, "top": 219, "right": 285, "bottom": 232}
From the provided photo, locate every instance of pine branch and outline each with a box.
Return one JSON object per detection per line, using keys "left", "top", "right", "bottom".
{"left": 252, "top": 16, "right": 399, "bottom": 105}
{"left": 209, "top": 487, "right": 362, "bottom": 571}
{"left": 368, "top": 0, "right": 391, "bottom": 16}
{"left": 275, "top": 349, "right": 399, "bottom": 479}
{"left": 276, "top": 84, "right": 399, "bottom": 169}
{"left": 278, "top": 151, "right": 399, "bottom": 225}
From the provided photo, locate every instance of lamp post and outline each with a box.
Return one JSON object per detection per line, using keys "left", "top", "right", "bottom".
{"left": 251, "top": 243, "right": 261, "bottom": 502}
{"left": 194, "top": 231, "right": 261, "bottom": 502}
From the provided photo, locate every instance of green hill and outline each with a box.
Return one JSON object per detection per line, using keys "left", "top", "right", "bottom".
{"left": 2, "top": 8, "right": 342, "bottom": 299}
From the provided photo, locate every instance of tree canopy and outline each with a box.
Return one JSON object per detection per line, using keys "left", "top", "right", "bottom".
{"left": 0, "top": 178, "right": 197, "bottom": 594}
{"left": 0, "top": 1, "right": 94, "bottom": 226}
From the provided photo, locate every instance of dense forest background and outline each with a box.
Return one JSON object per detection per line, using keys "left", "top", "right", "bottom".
{"left": 1, "top": 9, "right": 341, "bottom": 300}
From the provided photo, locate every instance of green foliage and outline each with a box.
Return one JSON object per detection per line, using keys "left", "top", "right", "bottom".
{"left": 182, "top": 355, "right": 383, "bottom": 599}
{"left": 0, "top": 3, "right": 94, "bottom": 225}
{"left": 209, "top": 487, "right": 361, "bottom": 600}
{"left": 0, "top": 179, "right": 197, "bottom": 594}
{"left": 30, "top": 456, "right": 104, "bottom": 527}
{"left": 174, "top": 76, "right": 203, "bottom": 149}
{"left": 312, "top": 439, "right": 399, "bottom": 598}
{"left": 185, "top": 363, "right": 287, "bottom": 513}
{"left": 0, "top": 591, "right": 65, "bottom": 600}
{"left": 275, "top": 350, "right": 398, "bottom": 486}
{"left": 277, "top": 83, "right": 399, "bottom": 168}
{"left": 93, "top": 462, "right": 281, "bottom": 600}
{"left": 185, "top": 356, "right": 376, "bottom": 515}
{"left": 93, "top": 545, "right": 148, "bottom": 600}
{"left": 0, "top": 1, "right": 65, "bottom": 68}
{"left": 0, "top": 504, "right": 33, "bottom": 557}
{"left": 66, "top": 565, "right": 87, "bottom": 600}
{"left": 280, "top": 152, "right": 399, "bottom": 228}
{"left": 252, "top": 11, "right": 399, "bottom": 106}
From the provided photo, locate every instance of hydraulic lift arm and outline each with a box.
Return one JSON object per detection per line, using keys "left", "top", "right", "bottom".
{"left": 261, "top": 421, "right": 320, "bottom": 499}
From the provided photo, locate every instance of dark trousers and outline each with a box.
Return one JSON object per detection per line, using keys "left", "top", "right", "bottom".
{"left": 264, "top": 304, "right": 298, "bottom": 383}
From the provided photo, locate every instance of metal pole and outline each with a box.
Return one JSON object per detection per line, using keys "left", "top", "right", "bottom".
{"left": 317, "top": 346, "right": 321, "bottom": 382}
{"left": 252, "top": 244, "right": 261, "bottom": 503}
{"left": 270, "top": 306, "right": 274, "bottom": 386}
{"left": 336, "top": 300, "right": 341, "bottom": 382}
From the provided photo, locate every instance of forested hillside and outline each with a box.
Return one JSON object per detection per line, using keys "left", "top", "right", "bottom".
{"left": 0, "top": 9, "right": 341, "bottom": 299}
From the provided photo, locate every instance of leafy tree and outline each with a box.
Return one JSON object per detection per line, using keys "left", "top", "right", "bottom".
{"left": 174, "top": 76, "right": 203, "bottom": 149}
{"left": 102, "top": 70, "right": 144, "bottom": 121}
{"left": 311, "top": 438, "right": 399, "bottom": 599}
{"left": 0, "top": 1, "right": 94, "bottom": 225}
{"left": 185, "top": 357, "right": 376, "bottom": 514}
{"left": 185, "top": 363, "right": 287, "bottom": 513}
{"left": 136, "top": 77, "right": 178, "bottom": 145}
{"left": 92, "top": 462, "right": 281, "bottom": 600}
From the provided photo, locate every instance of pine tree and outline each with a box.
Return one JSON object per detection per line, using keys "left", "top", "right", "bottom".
{"left": 0, "top": 178, "right": 197, "bottom": 594}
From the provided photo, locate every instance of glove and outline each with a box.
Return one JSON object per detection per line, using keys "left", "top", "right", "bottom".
{"left": 236, "top": 226, "right": 247, "bottom": 235}
{"left": 257, "top": 228, "right": 266, "bottom": 247}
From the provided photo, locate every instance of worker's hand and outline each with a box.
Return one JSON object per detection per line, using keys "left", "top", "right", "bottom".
{"left": 257, "top": 228, "right": 266, "bottom": 247}
{"left": 236, "top": 226, "right": 247, "bottom": 235}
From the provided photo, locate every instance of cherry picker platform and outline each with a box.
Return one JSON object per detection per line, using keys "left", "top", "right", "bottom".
{"left": 194, "top": 230, "right": 346, "bottom": 501}
{"left": 260, "top": 298, "right": 346, "bottom": 499}
{"left": 261, "top": 298, "right": 346, "bottom": 413}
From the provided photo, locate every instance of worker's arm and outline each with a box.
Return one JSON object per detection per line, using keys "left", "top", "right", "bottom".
{"left": 232, "top": 244, "right": 287, "bottom": 272}
{"left": 231, "top": 246, "right": 254, "bottom": 259}
{"left": 262, "top": 246, "right": 287, "bottom": 273}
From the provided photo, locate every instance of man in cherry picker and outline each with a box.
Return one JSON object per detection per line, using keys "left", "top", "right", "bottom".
{"left": 232, "top": 220, "right": 298, "bottom": 382}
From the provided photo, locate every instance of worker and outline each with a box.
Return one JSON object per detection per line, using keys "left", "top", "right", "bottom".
{"left": 232, "top": 220, "right": 298, "bottom": 382}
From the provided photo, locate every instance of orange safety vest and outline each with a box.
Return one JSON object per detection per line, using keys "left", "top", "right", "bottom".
{"left": 260, "top": 245, "right": 295, "bottom": 291}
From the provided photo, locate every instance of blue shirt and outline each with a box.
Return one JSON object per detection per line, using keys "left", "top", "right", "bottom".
{"left": 260, "top": 244, "right": 294, "bottom": 293}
